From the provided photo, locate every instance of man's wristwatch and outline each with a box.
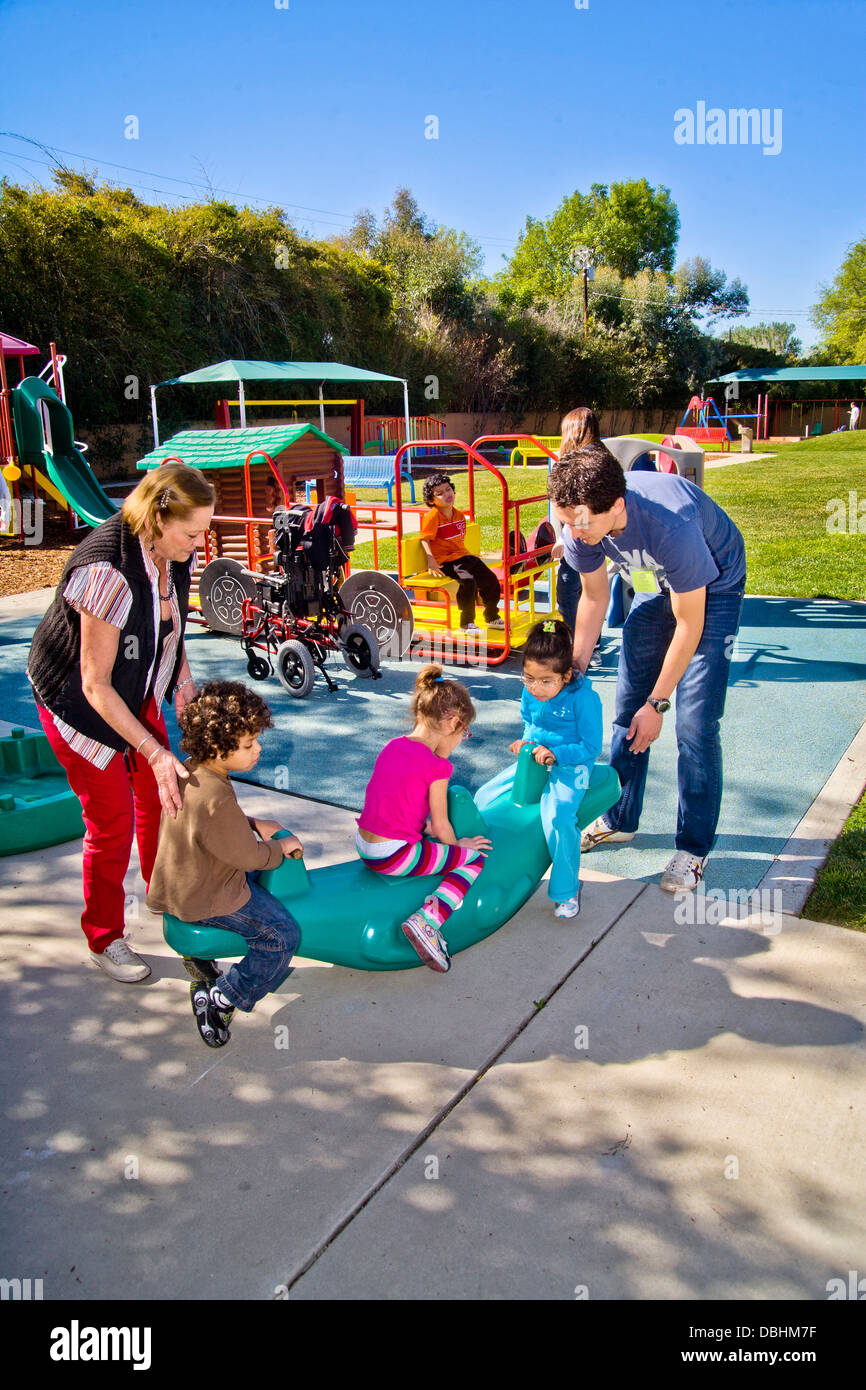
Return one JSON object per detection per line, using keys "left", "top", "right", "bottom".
{"left": 648, "top": 697, "right": 671, "bottom": 714}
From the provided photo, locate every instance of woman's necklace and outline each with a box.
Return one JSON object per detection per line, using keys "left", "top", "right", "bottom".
{"left": 148, "top": 538, "right": 174, "bottom": 602}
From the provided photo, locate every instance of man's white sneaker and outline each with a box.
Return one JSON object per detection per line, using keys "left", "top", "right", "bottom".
{"left": 554, "top": 896, "right": 581, "bottom": 918}
{"left": 580, "top": 816, "right": 635, "bottom": 853}
{"left": 660, "top": 852, "right": 708, "bottom": 893}
{"left": 91, "top": 938, "right": 151, "bottom": 982}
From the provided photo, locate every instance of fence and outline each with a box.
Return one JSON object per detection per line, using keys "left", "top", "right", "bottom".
{"left": 362, "top": 415, "right": 446, "bottom": 457}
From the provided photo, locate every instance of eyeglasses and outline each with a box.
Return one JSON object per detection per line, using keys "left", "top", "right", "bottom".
{"left": 521, "top": 675, "right": 564, "bottom": 689}
{"left": 457, "top": 725, "right": 472, "bottom": 740}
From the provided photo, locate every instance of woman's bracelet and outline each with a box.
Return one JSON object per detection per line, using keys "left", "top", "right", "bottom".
{"left": 147, "top": 745, "right": 165, "bottom": 766}
{"left": 135, "top": 734, "right": 157, "bottom": 755}
{"left": 177, "top": 677, "right": 194, "bottom": 692}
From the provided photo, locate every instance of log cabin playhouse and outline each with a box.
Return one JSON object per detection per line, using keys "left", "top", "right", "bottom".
{"left": 136, "top": 424, "right": 346, "bottom": 604}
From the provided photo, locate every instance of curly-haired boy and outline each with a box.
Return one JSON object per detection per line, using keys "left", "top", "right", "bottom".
{"left": 147, "top": 680, "right": 302, "bottom": 1047}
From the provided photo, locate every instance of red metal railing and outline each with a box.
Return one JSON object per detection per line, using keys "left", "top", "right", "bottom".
{"left": 391, "top": 438, "right": 558, "bottom": 665}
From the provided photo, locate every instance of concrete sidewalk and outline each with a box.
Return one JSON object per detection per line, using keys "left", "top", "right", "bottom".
{"left": 2, "top": 782, "right": 865, "bottom": 1301}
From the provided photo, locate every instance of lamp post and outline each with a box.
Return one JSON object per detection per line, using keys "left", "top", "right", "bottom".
{"left": 570, "top": 245, "right": 595, "bottom": 340}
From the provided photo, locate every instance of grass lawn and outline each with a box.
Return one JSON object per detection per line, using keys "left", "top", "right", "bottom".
{"left": 351, "top": 434, "right": 866, "bottom": 600}
{"left": 803, "top": 786, "right": 866, "bottom": 931}
{"left": 704, "top": 432, "right": 866, "bottom": 600}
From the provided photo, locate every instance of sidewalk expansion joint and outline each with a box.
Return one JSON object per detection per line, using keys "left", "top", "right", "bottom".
{"left": 276, "top": 881, "right": 648, "bottom": 1296}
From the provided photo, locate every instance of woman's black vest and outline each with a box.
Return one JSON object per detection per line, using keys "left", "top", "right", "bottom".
{"left": 28, "top": 511, "right": 191, "bottom": 751}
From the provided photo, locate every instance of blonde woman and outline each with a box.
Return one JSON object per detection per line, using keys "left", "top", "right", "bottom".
{"left": 28, "top": 462, "right": 215, "bottom": 982}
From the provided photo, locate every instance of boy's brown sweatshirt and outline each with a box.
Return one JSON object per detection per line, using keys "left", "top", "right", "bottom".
{"left": 146, "top": 763, "right": 285, "bottom": 922}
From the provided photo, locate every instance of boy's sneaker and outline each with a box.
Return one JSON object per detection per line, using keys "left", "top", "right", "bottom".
{"left": 486, "top": 614, "right": 506, "bottom": 629}
{"left": 660, "top": 852, "right": 708, "bottom": 893}
{"left": 580, "top": 816, "right": 635, "bottom": 853}
{"left": 401, "top": 911, "right": 452, "bottom": 973}
{"left": 90, "top": 938, "right": 151, "bottom": 982}
{"left": 182, "top": 956, "right": 221, "bottom": 988}
{"left": 192, "top": 984, "right": 235, "bottom": 1047}
{"left": 554, "top": 896, "right": 581, "bottom": 919}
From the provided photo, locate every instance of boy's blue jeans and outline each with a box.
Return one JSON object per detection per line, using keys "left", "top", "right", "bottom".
{"left": 194, "top": 873, "right": 300, "bottom": 1012}
{"left": 475, "top": 762, "right": 590, "bottom": 902}
{"left": 605, "top": 588, "right": 745, "bottom": 859}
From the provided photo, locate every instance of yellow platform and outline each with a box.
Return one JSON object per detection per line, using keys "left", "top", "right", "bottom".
{"left": 409, "top": 604, "right": 554, "bottom": 649}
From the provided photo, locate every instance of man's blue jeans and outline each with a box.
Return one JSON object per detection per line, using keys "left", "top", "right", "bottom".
{"left": 556, "top": 559, "right": 582, "bottom": 633}
{"left": 194, "top": 873, "right": 300, "bottom": 1012}
{"left": 606, "top": 588, "right": 745, "bottom": 858}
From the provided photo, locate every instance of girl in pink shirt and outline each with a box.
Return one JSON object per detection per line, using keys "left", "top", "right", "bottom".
{"left": 357, "top": 665, "right": 491, "bottom": 972}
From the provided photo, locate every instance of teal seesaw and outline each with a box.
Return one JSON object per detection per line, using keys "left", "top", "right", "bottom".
{"left": 162, "top": 747, "right": 620, "bottom": 973}
{"left": 0, "top": 727, "right": 85, "bottom": 856}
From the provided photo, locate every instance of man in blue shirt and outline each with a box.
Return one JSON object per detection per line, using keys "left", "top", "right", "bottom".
{"left": 548, "top": 444, "right": 746, "bottom": 891}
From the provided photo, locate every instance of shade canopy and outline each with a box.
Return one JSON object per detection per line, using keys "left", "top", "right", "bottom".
{"left": 1, "top": 332, "right": 40, "bottom": 357}
{"left": 709, "top": 366, "right": 866, "bottom": 384}
{"left": 155, "top": 359, "right": 406, "bottom": 388}
{"left": 149, "top": 358, "right": 413, "bottom": 459}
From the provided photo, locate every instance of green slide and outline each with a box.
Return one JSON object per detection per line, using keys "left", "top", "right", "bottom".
{"left": 11, "top": 377, "right": 117, "bottom": 528}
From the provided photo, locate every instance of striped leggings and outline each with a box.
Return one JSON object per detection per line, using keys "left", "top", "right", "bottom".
{"left": 358, "top": 837, "right": 486, "bottom": 930}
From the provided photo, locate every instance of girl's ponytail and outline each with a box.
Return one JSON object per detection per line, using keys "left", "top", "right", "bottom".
{"left": 411, "top": 664, "right": 476, "bottom": 727}
{"left": 523, "top": 620, "right": 573, "bottom": 675}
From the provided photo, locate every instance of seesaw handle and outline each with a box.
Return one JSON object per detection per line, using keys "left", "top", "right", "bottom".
{"left": 273, "top": 828, "right": 304, "bottom": 858}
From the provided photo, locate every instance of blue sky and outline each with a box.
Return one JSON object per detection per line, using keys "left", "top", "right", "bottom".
{"left": 2, "top": 0, "right": 864, "bottom": 350}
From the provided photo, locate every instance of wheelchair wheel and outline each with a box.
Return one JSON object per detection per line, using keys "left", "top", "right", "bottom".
{"left": 246, "top": 654, "right": 271, "bottom": 681}
{"left": 198, "top": 557, "right": 257, "bottom": 635}
{"left": 275, "top": 640, "right": 316, "bottom": 698}
{"left": 340, "top": 621, "right": 380, "bottom": 677}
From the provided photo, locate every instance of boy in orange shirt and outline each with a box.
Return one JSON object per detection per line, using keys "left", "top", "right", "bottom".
{"left": 419, "top": 473, "right": 504, "bottom": 630}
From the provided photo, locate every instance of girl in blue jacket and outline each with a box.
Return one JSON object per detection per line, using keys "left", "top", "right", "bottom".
{"left": 475, "top": 620, "right": 603, "bottom": 917}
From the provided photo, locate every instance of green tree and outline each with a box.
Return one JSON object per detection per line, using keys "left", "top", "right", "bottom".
{"left": 813, "top": 238, "right": 866, "bottom": 360}
{"left": 500, "top": 179, "right": 680, "bottom": 302}
{"left": 339, "top": 188, "right": 483, "bottom": 326}
{"left": 0, "top": 173, "right": 394, "bottom": 439}
{"left": 728, "top": 321, "right": 802, "bottom": 359}
{"left": 674, "top": 257, "right": 749, "bottom": 323}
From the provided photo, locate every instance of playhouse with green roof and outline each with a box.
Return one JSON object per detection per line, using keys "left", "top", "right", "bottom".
{"left": 137, "top": 422, "right": 346, "bottom": 576}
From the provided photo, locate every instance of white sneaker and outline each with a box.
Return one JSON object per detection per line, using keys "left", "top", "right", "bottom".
{"left": 580, "top": 816, "right": 635, "bottom": 852}
{"left": 486, "top": 614, "right": 506, "bottom": 630}
{"left": 554, "top": 896, "right": 581, "bottom": 918}
{"left": 660, "top": 852, "right": 708, "bottom": 893}
{"left": 401, "top": 911, "right": 451, "bottom": 973}
{"left": 91, "top": 937, "right": 151, "bottom": 982}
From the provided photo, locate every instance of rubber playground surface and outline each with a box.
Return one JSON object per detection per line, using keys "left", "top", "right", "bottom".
{"left": 2, "top": 586, "right": 866, "bottom": 1302}
{"left": 1, "top": 587, "right": 864, "bottom": 896}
